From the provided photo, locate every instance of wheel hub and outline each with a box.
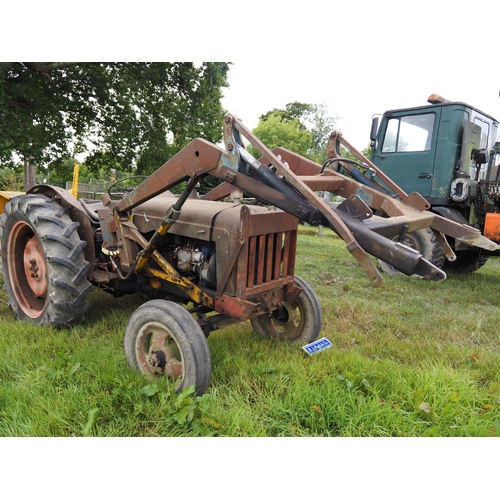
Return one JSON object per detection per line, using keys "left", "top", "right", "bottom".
{"left": 137, "top": 324, "right": 184, "bottom": 380}
{"left": 23, "top": 236, "right": 48, "bottom": 298}
{"left": 7, "top": 220, "right": 49, "bottom": 318}
{"left": 271, "top": 303, "right": 295, "bottom": 326}
{"left": 258, "top": 301, "right": 303, "bottom": 340}
{"left": 147, "top": 350, "right": 167, "bottom": 369}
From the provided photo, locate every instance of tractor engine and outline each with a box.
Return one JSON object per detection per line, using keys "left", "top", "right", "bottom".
{"left": 160, "top": 238, "right": 217, "bottom": 288}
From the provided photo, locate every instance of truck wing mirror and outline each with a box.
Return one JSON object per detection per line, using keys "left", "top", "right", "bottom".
{"left": 370, "top": 117, "right": 379, "bottom": 147}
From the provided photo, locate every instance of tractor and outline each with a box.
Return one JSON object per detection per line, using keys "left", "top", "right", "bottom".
{"left": 0, "top": 114, "right": 495, "bottom": 395}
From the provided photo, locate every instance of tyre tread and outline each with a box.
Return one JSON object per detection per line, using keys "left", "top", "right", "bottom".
{"left": 0, "top": 193, "right": 92, "bottom": 328}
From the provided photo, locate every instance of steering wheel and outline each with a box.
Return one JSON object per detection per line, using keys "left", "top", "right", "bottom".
{"left": 107, "top": 175, "right": 148, "bottom": 199}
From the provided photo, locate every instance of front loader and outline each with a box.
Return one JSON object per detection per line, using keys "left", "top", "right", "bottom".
{"left": 0, "top": 114, "right": 496, "bottom": 395}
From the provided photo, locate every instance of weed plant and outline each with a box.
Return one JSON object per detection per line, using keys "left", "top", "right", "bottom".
{"left": 1, "top": 225, "right": 499, "bottom": 436}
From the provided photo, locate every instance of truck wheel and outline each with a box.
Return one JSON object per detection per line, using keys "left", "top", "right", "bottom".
{"left": 250, "top": 276, "right": 322, "bottom": 343}
{"left": 0, "top": 194, "right": 91, "bottom": 327}
{"left": 124, "top": 300, "right": 212, "bottom": 396}
{"left": 444, "top": 252, "right": 489, "bottom": 273}
{"left": 378, "top": 228, "right": 445, "bottom": 276}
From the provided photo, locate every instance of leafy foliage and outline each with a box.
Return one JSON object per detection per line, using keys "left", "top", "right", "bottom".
{"left": 45, "top": 157, "right": 80, "bottom": 186}
{"left": 0, "top": 167, "right": 24, "bottom": 190}
{"left": 254, "top": 102, "right": 339, "bottom": 162}
{"left": 249, "top": 113, "right": 313, "bottom": 158}
{"left": 0, "top": 62, "right": 230, "bottom": 175}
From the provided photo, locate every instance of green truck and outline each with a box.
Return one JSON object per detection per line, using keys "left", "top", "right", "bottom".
{"left": 369, "top": 93, "right": 500, "bottom": 273}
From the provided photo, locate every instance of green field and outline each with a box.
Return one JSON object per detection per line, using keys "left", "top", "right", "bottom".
{"left": 1, "top": 225, "right": 499, "bottom": 436}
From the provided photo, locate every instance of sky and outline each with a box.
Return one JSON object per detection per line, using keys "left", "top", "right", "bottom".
{"left": 221, "top": 59, "right": 500, "bottom": 152}
{"left": 216, "top": 0, "right": 500, "bottom": 151}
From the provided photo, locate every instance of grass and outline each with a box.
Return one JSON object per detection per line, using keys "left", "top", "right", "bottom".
{"left": 1, "top": 225, "right": 500, "bottom": 436}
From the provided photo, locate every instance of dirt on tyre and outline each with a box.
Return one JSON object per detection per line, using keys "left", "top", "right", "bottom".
{"left": 250, "top": 276, "right": 322, "bottom": 343}
{"left": 124, "top": 299, "right": 212, "bottom": 396}
{"left": 0, "top": 194, "right": 92, "bottom": 327}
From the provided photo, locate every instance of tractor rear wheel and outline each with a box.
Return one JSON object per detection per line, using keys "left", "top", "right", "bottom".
{"left": 250, "top": 276, "right": 322, "bottom": 343}
{"left": 0, "top": 194, "right": 92, "bottom": 327}
{"left": 378, "top": 227, "right": 445, "bottom": 277}
{"left": 124, "top": 300, "right": 212, "bottom": 395}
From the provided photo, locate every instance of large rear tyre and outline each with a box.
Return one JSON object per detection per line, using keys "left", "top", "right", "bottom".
{"left": 250, "top": 276, "right": 322, "bottom": 343}
{"left": 124, "top": 300, "right": 212, "bottom": 396}
{"left": 0, "top": 194, "right": 91, "bottom": 327}
{"left": 378, "top": 228, "right": 445, "bottom": 277}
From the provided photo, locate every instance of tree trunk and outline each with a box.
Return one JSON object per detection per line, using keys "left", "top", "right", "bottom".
{"left": 24, "top": 157, "right": 35, "bottom": 190}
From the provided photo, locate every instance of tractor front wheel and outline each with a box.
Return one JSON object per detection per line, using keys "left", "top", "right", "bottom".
{"left": 124, "top": 300, "right": 212, "bottom": 395}
{"left": 250, "top": 276, "right": 322, "bottom": 343}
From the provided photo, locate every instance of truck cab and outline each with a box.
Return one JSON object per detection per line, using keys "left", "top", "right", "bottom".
{"left": 370, "top": 95, "right": 499, "bottom": 208}
{"left": 369, "top": 95, "right": 500, "bottom": 271}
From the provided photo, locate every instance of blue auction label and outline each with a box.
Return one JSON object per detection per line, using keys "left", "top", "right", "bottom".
{"left": 302, "top": 337, "right": 333, "bottom": 355}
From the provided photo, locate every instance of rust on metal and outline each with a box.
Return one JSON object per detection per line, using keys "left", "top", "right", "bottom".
{"left": 228, "top": 115, "right": 383, "bottom": 284}
{"left": 214, "top": 295, "right": 259, "bottom": 321}
{"left": 114, "top": 139, "right": 223, "bottom": 213}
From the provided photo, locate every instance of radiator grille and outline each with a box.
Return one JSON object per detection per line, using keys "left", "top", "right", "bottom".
{"left": 246, "top": 230, "right": 296, "bottom": 288}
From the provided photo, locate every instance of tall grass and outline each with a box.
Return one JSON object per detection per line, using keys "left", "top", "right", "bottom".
{"left": 1, "top": 225, "right": 499, "bottom": 436}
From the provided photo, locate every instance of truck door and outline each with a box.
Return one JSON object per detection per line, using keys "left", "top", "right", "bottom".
{"left": 372, "top": 109, "right": 441, "bottom": 197}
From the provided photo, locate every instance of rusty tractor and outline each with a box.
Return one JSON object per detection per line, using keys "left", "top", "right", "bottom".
{"left": 0, "top": 114, "right": 496, "bottom": 395}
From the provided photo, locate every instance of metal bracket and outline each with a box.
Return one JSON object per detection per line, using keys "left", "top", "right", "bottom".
{"left": 337, "top": 195, "right": 373, "bottom": 221}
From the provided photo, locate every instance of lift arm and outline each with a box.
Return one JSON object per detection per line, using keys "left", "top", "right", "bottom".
{"left": 110, "top": 114, "right": 497, "bottom": 284}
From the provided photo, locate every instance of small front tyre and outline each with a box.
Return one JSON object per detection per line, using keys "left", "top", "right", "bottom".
{"left": 124, "top": 300, "right": 212, "bottom": 396}
{"left": 250, "top": 276, "right": 322, "bottom": 343}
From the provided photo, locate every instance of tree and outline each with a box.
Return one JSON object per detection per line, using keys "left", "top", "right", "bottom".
{"left": 255, "top": 102, "right": 338, "bottom": 163}
{"left": 45, "top": 157, "right": 79, "bottom": 187}
{"left": 0, "top": 166, "right": 24, "bottom": 191}
{"left": 259, "top": 102, "right": 313, "bottom": 124}
{"left": 0, "top": 62, "right": 230, "bottom": 186}
{"left": 306, "top": 103, "right": 339, "bottom": 163}
{"left": 249, "top": 113, "right": 313, "bottom": 159}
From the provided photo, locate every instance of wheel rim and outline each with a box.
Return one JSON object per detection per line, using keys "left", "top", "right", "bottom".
{"left": 399, "top": 233, "right": 419, "bottom": 250}
{"left": 259, "top": 301, "right": 304, "bottom": 341}
{"left": 135, "top": 321, "right": 184, "bottom": 383}
{"left": 7, "top": 220, "right": 48, "bottom": 318}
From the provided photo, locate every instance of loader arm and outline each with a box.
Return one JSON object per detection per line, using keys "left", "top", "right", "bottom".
{"left": 108, "top": 114, "right": 496, "bottom": 285}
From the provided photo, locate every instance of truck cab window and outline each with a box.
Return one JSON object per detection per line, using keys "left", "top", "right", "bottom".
{"left": 473, "top": 117, "right": 489, "bottom": 149}
{"left": 382, "top": 113, "right": 435, "bottom": 153}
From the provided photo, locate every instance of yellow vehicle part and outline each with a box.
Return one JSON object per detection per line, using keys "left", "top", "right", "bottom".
{"left": 0, "top": 163, "right": 80, "bottom": 214}
{"left": 0, "top": 191, "right": 25, "bottom": 214}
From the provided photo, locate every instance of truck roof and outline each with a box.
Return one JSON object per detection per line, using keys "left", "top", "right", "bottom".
{"left": 384, "top": 100, "right": 499, "bottom": 124}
